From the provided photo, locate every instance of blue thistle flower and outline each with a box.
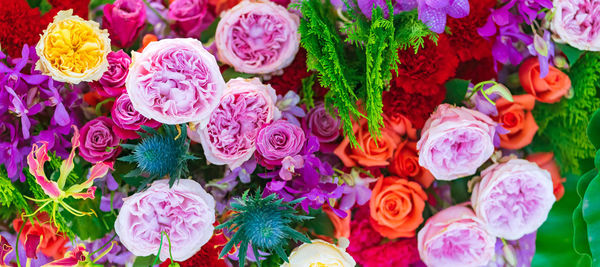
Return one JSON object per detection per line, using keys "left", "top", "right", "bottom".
{"left": 217, "top": 190, "right": 312, "bottom": 267}
{"left": 119, "top": 124, "right": 197, "bottom": 187}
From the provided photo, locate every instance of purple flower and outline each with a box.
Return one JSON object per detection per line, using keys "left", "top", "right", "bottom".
{"left": 79, "top": 117, "right": 122, "bottom": 163}
{"left": 103, "top": 0, "right": 147, "bottom": 48}
{"left": 330, "top": 0, "right": 417, "bottom": 18}
{"left": 86, "top": 234, "right": 135, "bottom": 266}
{"left": 276, "top": 91, "right": 305, "bottom": 127}
{"left": 0, "top": 232, "right": 51, "bottom": 267}
{"left": 487, "top": 232, "right": 536, "bottom": 267}
{"left": 417, "top": 0, "right": 470, "bottom": 33}
{"left": 338, "top": 168, "right": 377, "bottom": 210}
{"left": 90, "top": 50, "right": 131, "bottom": 98}
{"left": 100, "top": 191, "right": 125, "bottom": 212}
{"left": 527, "top": 30, "right": 555, "bottom": 78}
{"left": 256, "top": 120, "right": 306, "bottom": 168}
{"left": 515, "top": 0, "right": 552, "bottom": 24}
{"left": 279, "top": 155, "right": 304, "bottom": 181}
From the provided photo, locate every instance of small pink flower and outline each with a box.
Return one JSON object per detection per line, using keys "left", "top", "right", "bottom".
{"left": 90, "top": 50, "right": 131, "bottom": 98}
{"left": 256, "top": 120, "right": 305, "bottom": 168}
{"left": 472, "top": 158, "right": 555, "bottom": 240}
{"left": 111, "top": 93, "right": 161, "bottom": 139}
{"left": 79, "top": 117, "right": 122, "bottom": 163}
{"left": 417, "top": 204, "right": 495, "bottom": 267}
{"left": 168, "top": 0, "right": 214, "bottom": 38}
{"left": 279, "top": 155, "right": 304, "bottom": 180}
{"left": 551, "top": 0, "right": 600, "bottom": 51}
{"left": 126, "top": 38, "right": 225, "bottom": 125}
{"left": 215, "top": 0, "right": 300, "bottom": 74}
{"left": 114, "top": 179, "right": 216, "bottom": 261}
{"left": 417, "top": 104, "right": 496, "bottom": 180}
{"left": 103, "top": 0, "right": 147, "bottom": 48}
{"left": 190, "top": 78, "right": 279, "bottom": 168}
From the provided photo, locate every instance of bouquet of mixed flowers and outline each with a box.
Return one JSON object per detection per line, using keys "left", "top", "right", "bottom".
{"left": 0, "top": 0, "right": 599, "bottom": 266}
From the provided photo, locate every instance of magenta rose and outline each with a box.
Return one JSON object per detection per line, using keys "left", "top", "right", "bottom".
{"left": 79, "top": 116, "right": 122, "bottom": 163}
{"left": 190, "top": 78, "right": 279, "bottom": 168}
{"left": 168, "top": 0, "right": 214, "bottom": 38}
{"left": 551, "top": 0, "right": 600, "bottom": 51}
{"left": 90, "top": 50, "right": 131, "bottom": 98}
{"left": 417, "top": 104, "right": 496, "bottom": 181}
{"left": 114, "top": 179, "right": 215, "bottom": 261}
{"left": 215, "top": 0, "right": 300, "bottom": 74}
{"left": 302, "top": 102, "right": 341, "bottom": 152}
{"left": 256, "top": 120, "right": 305, "bottom": 168}
{"left": 417, "top": 205, "right": 495, "bottom": 267}
{"left": 111, "top": 93, "right": 161, "bottom": 140}
{"left": 103, "top": 0, "right": 147, "bottom": 48}
{"left": 126, "top": 38, "right": 225, "bottom": 125}
{"left": 471, "top": 158, "right": 555, "bottom": 240}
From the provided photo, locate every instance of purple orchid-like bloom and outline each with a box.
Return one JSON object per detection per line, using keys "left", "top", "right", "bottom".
{"left": 330, "top": 0, "right": 417, "bottom": 18}
{"left": 85, "top": 234, "right": 135, "bottom": 266}
{"left": 279, "top": 155, "right": 304, "bottom": 181}
{"left": 516, "top": 0, "right": 552, "bottom": 24}
{"left": 338, "top": 168, "right": 377, "bottom": 211}
{"left": 417, "top": 0, "right": 470, "bottom": 33}
{"left": 478, "top": 6, "right": 532, "bottom": 67}
{"left": 100, "top": 192, "right": 125, "bottom": 212}
{"left": 489, "top": 232, "right": 537, "bottom": 267}
{"left": 276, "top": 91, "right": 305, "bottom": 127}
{"left": 527, "top": 30, "right": 555, "bottom": 78}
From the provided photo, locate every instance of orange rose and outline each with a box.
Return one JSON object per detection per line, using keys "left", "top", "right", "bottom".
{"left": 335, "top": 116, "right": 414, "bottom": 167}
{"left": 519, "top": 57, "right": 571, "bottom": 103}
{"left": 324, "top": 207, "right": 351, "bottom": 239}
{"left": 12, "top": 213, "right": 68, "bottom": 259}
{"left": 389, "top": 140, "right": 435, "bottom": 188}
{"left": 209, "top": 0, "right": 242, "bottom": 14}
{"left": 526, "top": 152, "right": 566, "bottom": 200}
{"left": 369, "top": 177, "right": 427, "bottom": 238}
{"left": 494, "top": 94, "right": 539, "bottom": 149}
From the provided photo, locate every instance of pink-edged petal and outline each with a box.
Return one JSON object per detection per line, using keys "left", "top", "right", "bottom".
{"left": 0, "top": 235, "right": 13, "bottom": 266}
{"left": 59, "top": 126, "right": 80, "bottom": 184}
{"left": 24, "top": 234, "right": 41, "bottom": 259}
{"left": 42, "top": 245, "right": 87, "bottom": 267}
{"left": 70, "top": 186, "right": 97, "bottom": 200}
{"left": 66, "top": 162, "right": 112, "bottom": 194}
{"left": 27, "top": 142, "right": 62, "bottom": 198}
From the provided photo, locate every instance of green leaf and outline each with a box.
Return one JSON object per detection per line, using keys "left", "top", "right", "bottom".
{"left": 557, "top": 43, "right": 584, "bottom": 66}
{"left": 582, "top": 162, "right": 600, "bottom": 266}
{"left": 449, "top": 177, "right": 470, "bottom": 204}
{"left": 532, "top": 174, "right": 592, "bottom": 267}
{"left": 221, "top": 68, "right": 255, "bottom": 82}
{"left": 587, "top": 109, "right": 600, "bottom": 149}
{"left": 444, "top": 79, "right": 470, "bottom": 105}
{"left": 90, "top": 0, "right": 115, "bottom": 10}
{"left": 573, "top": 169, "right": 596, "bottom": 258}
{"left": 200, "top": 18, "right": 220, "bottom": 43}
{"left": 132, "top": 255, "right": 156, "bottom": 267}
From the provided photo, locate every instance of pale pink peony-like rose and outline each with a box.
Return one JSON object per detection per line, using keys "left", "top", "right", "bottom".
{"left": 189, "top": 78, "right": 279, "bottom": 168}
{"left": 417, "top": 205, "right": 496, "bottom": 267}
{"left": 114, "top": 179, "right": 216, "bottom": 261}
{"left": 417, "top": 104, "right": 496, "bottom": 181}
{"left": 126, "top": 38, "right": 225, "bottom": 125}
{"left": 471, "top": 158, "right": 555, "bottom": 240}
{"left": 551, "top": 0, "right": 600, "bottom": 51}
{"left": 215, "top": 0, "right": 300, "bottom": 74}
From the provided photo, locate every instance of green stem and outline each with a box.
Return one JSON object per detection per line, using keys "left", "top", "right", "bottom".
{"left": 165, "top": 232, "right": 175, "bottom": 263}
{"left": 15, "top": 218, "right": 26, "bottom": 267}
{"left": 95, "top": 98, "right": 115, "bottom": 116}
{"left": 152, "top": 232, "right": 165, "bottom": 266}
{"left": 90, "top": 233, "right": 117, "bottom": 257}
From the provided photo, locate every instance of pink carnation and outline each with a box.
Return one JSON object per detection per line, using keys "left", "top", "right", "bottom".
{"left": 551, "top": 0, "right": 600, "bottom": 51}
{"left": 417, "top": 104, "right": 496, "bottom": 181}
{"left": 111, "top": 93, "right": 161, "bottom": 139}
{"left": 190, "top": 78, "right": 279, "bottom": 168}
{"left": 471, "top": 158, "right": 555, "bottom": 240}
{"left": 126, "top": 38, "right": 225, "bottom": 125}
{"left": 417, "top": 205, "right": 496, "bottom": 267}
{"left": 215, "top": 0, "right": 300, "bottom": 74}
{"left": 114, "top": 179, "right": 216, "bottom": 261}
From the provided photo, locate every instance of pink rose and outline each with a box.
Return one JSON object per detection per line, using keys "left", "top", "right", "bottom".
{"left": 168, "top": 0, "right": 214, "bottom": 38}
{"left": 103, "top": 0, "right": 147, "bottom": 48}
{"left": 111, "top": 93, "right": 161, "bottom": 139}
{"left": 79, "top": 116, "right": 122, "bottom": 163}
{"left": 114, "top": 179, "right": 216, "bottom": 261}
{"left": 215, "top": 0, "right": 300, "bottom": 74}
{"left": 90, "top": 50, "right": 131, "bottom": 98}
{"left": 302, "top": 101, "right": 341, "bottom": 152}
{"left": 126, "top": 38, "right": 225, "bottom": 125}
{"left": 551, "top": 0, "right": 600, "bottom": 51}
{"left": 417, "top": 104, "right": 496, "bottom": 181}
{"left": 190, "top": 78, "right": 279, "bottom": 168}
{"left": 417, "top": 205, "right": 495, "bottom": 267}
{"left": 255, "top": 120, "right": 306, "bottom": 168}
{"left": 471, "top": 158, "right": 555, "bottom": 240}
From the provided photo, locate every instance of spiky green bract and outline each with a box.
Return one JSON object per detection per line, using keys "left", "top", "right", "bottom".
{"left": 119, "top": 124, "right": 197, "bottom": 188}
{"left": 216, "top": 190, "right": 312, "bottom": 267}
{"left": 0, "top": 168, "right": 29, "bottom": 220}
{"left": 532, "top": 52, "right": 600, "bottom": 174}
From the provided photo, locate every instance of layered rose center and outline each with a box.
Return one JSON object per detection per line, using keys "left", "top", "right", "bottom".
{"left": 430, "top": 128, "right": 488, "bottom": 170}
{"left": 87, "top": 122, "right": 113, "bottom": 150}
{"left": 114, "top": 94, "right": 146, "bottom": 128}
{"left": 230, "top": 13, "right": 289, "bottom": 68}
{"left": 309, "top": 108, "right": 340, "bottom": 141}
{"left": 44, "top": 20, "right": 105, "bottom": 73}
{"left": 559, "top": 0, "right": 600, "bottom": 42}
{"left": 425, "top": 225, "right": 491, "bottom": 266}
{"left": 500, "top": 109, "right": 523, "bottom": 130}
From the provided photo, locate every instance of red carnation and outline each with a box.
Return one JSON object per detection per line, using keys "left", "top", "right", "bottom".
{"left": 392, "top": 35, "right": 459, "bottom": 96}
{"left": 47, "top": 0, "right": 91, "bottom": 19}
{"left": 456, "top": 56, "right": 499, "bottom": 83}
{"left": 266, "top": 49, "right": 312, "bottom": 96}
{"left": 160, "top": 232, "right": 229, "bottom": 267}
{"left": 383, "top": 84, "right": 446, "bottom": 129}
{"left": 446, "top": 0, "right": 496, "bottom": 62}
{"left": 0, "top": 0, "right": 52, "bottom": 58}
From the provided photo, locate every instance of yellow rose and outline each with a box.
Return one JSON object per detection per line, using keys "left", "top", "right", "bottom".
{"left": 35, "top": 9, "right": 111, "bottom": 84}
{"left": 282, "top": 239, "right": 356, "bottom": 267}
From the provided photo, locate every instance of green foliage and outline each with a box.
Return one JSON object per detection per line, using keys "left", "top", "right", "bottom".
{"left": 532, "top": 52, "right": 600, "bottom": 174}
{"left": 444, "top": 79, "right": 470, "bottom": 105}
{"left": 301, "top": 74, "right": 316, "bottom": 110}
{"left": 557, "top": 43, "right": 584, "bottom": 66}
{"left": 532, "top": 174, "right": 591, "bottom": 267}
{"left": 393, "top": 9, "right": 439, "bottom": 53}
{"left": 0, "top": 169, "right": 30, "bottom": 220}
{"left": 573, "top": 168, "right": 596, "bottom": 262}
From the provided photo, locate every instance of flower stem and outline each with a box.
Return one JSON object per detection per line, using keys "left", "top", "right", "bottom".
{"left": 152, "top": 232, "right": 165, "bottom": 266}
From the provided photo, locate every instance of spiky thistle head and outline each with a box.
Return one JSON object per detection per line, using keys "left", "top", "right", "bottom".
{"left": 217, "top": 190, "right": 312, "bottom": 267}
{"left": 119, "top": 124, "right": 197, "bottom": 187}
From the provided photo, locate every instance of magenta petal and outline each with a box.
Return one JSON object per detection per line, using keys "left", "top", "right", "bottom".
{"left": 24, "top": 234, "right": 41, "bottom": 259}
{"left": 477, "top": 16, "right": 497, "bottom": 37}
{"left": 53, "top": 103, "right": 70, "bottom": 126}
{"left": 0, "top": 235, "right": 12, "bottom": 266}
{"left": 27, "top": 143, "right": 62, "bottom": 198}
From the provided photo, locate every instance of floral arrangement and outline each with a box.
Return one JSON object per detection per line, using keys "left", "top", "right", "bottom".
{"left": 0, "top": 0, "right": 598, "bottom": 266}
